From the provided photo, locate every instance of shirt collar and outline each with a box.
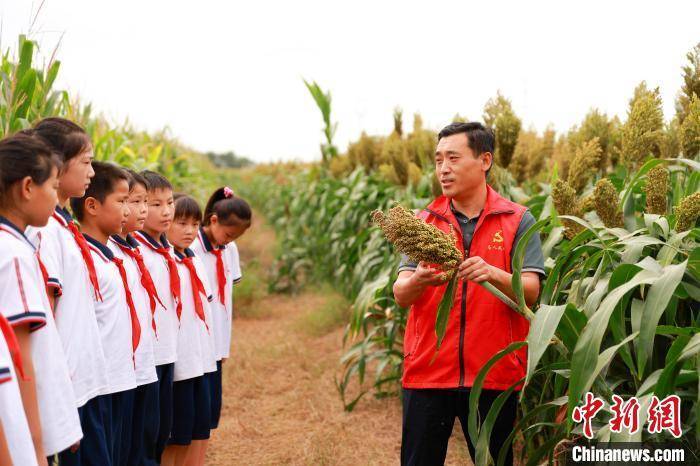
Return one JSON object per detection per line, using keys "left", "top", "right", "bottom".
{"left": 135, "top": 230, "right": 167, "bottom": 250}
{"left": 0, "top": 216, "right": 35, "bottom": 250}
{"left": 83, "top": 233, "right": 115, "bottom": 261}
{"left": 53, "top": 206, "right": 73, "bottom": 226}
{"left": 449, "top": 201, "right": 481, "bottom": 223}
{"left": 126, "top": 234, "right": 140, "bottom": 248}
{"left": 173, "top": 247, "right": 195, "bottom": 261}
{"left": 110, "top": 234, "right": 132, "bottom": 249}
{"left": 198, "top": 227, "right": 224, "bottom": 252}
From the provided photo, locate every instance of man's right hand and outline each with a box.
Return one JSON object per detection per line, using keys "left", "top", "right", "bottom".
{"left": 410, "top": 262, "right": 449, "bottom": 288}
{"left": 393, "top": 262, "right": 449, "bottom": 308}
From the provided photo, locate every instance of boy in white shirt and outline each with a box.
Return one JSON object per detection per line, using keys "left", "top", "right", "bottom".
{"left": 70, "top": 162, "right": 140, "bottom": 466}
{"left": 108, "top": 169, "right": 160, "bottom": 466}
{"left": 132, "top": 170, "right": 180, "bottom": 464}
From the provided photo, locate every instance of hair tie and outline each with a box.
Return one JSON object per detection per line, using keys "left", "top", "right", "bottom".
{"left": 223, "top": 186, "right": 234, "bottom": 198}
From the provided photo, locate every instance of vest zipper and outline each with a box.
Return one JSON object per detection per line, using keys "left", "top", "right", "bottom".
{"left": 458, "top": 279, "right": 467, "bottom": 387}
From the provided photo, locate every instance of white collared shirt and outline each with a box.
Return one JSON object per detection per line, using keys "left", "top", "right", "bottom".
{"left": 132, "top": 231, "right": 179, "bottom": 366}
{"left": 26, "top": 208, "right": 109, "bottom": 407}
{"left": 0, "top": 334, "right": 37, "bottom": 466}
{"left": 108, "top": 236, "right": 158, "bottom": 386}
{"left": 1, "top": 218, "right": 83, "bottom": 455}
{"left": 84, "top": 235, "right": 137, "bottom": 395}
{"left": 191, "top": 229, "right": 242, "bottom": 360}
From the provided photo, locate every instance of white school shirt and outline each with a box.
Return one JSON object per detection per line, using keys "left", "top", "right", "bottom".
{"left": 0, "top": 331, "right": 37, "bottom": 466}
{"left": 108, "top": 235, "right": 158, "bottom": 387}
{"left": 84, "top": 235, "right": 137, "bottom": 395}
{"left": 191, "top": 228, "right": 242, "bottom": 360}
{"left": 193, "top": 253, "right": 218, "bottom": 374}
{"left": 25, "top": 207, "right": 109, "bottom": 407}
{"left": 133, "top": 231, "right": 179, "bottom": 366}
{"left": 171, "top": 248, "right": 213, "bottom": 382}
{"left": 0, "top": 217, "right": 83, "bottom": 455}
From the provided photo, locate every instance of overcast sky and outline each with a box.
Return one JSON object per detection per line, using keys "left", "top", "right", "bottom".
{"left": 2, "top": 1, "right": 699, "bottom": 162}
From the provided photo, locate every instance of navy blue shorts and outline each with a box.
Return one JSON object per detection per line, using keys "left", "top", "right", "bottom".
{"left": 57, "top": 394, "right": 111, "bottom": 466}
{"left": 155, "top": 362, "right": 175, "bottom": 462}
{"left": 110, "top": 389, "right": 135, "bottom": 466}
{"left": 170, "top": 375, "right": 212, "bottom": 445}
{"left": 210, "top": 360, "right": 223, "bottom": 428}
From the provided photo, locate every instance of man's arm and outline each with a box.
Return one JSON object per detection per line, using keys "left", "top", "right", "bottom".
{"left": 457, "top": 258, "right": 540, "bottom": 307}
{"left": 393, "top": 263, "right": 449, "bottom": 308}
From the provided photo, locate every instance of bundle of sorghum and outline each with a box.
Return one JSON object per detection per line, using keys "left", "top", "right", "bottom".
{"left": 371, "top": 204, "right": 462, "bottom": 277}
{"left": 594, "top": 179, "right": 624, "bottom": 228}
{"left": 675, "top": 192, "right": 700, "bottom": 232}
{"left": 644, "top": 165, "right": 669, "bottom": 215}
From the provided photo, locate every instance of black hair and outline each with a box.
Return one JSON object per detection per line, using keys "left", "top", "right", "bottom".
{"left": 125, "top": 169, "right": 149, "bottom": 192}
{"left": 140, "top": 170, "right": 172, "bottom": 191}
{"left": 203, "top": 187, "right": 252, "bottom": 226}
{"left": 71, "top": 161, "right": 129, "bottom": 221}
{"left": 173, "top": 194, "right": 202, "bottom": 223}
{"left": 32, "top": 117, "right": 92, "bottom": 164}
{"left": 437, "top": 122, "right": 495, "bottom": 176}
{"left": 0, "top": 134, "right": 62, "bottom": 205}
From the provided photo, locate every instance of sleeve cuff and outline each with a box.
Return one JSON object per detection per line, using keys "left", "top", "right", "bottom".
{"left": 7, "top": 311, "right": 47, "bottom": 331}
{"left": 397, "top": 265, "right": 417, "bottom": 274}
{"left": 207, "top": 294, "right": 214, "bottom": 303}
{"left": 522, "top": 268, "right": 546, "bottom": 277}
{"left": 47, "top": 278, "right": 63, "bottom": 297}
{"left": 0, "top": 367, "right": 10, "bottom": 384}
{"left": 232, "top": 277, "right": 242, "bottom": 285}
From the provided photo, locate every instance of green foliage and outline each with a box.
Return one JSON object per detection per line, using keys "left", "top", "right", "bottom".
{"left": 304, "top": 79, "right": 338, "bottom": 166}
{"left": 206, "top": 151, "right": 254, "bottom": 169}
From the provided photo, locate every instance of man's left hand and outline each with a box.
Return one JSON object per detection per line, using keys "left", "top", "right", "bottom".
{"left": 456, "top": 256, "right": 495, "bottom": 283}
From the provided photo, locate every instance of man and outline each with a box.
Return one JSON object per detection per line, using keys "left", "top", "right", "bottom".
{"left": 393, "top": 122, "right": 545, "bottom": 466}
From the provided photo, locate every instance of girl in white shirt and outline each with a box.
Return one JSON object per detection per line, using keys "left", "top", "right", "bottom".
{"left": 190, "top": 186, "right": 251, "bottom": 464}
{"left": 162, "top": 194, "right": 217, "bottom": 466}
{"left": 0, "top": 133, "right": 81, "bottom": 465}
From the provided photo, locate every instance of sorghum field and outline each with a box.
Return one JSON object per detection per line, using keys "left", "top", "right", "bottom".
{"left": 234, "top": 46, "right": 700, "bottom": 464}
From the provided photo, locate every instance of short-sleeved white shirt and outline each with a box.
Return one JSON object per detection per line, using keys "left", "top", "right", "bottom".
{"left": 1, "top": 217, "right": 83, "bottom": 455}
{"left": 25, "top": 207, "right": 109, "bottom": 407}
{"left": 84, "top": 235, "right": 137, "bottom": 395}
{"left": 133, "top": 232, "right": 179, "bottom": 366}
{"left": 193, "top": 253, "right": 218, "bottom": 374}
{"left": 109, "top": 235, "right": 158, "bottom": 387}
{"left": 191, "top": 228, "right": 242, "bottom": 360}
{"left": 0, "top": 331, "right": 37, "bottom": 466}
{"left": 172, "top": 248, "right": 213, "bottom": 382}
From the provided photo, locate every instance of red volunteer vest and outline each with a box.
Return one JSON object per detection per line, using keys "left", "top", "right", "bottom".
{"left": 402, "top": 185, "right": 529, "bottom": 391}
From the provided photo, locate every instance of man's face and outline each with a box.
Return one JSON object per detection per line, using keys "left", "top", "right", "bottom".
{"left": 435, "top": 133, "right": 491, "bottom": 198}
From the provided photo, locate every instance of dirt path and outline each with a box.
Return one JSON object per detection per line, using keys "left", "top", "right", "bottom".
{"left": 206, "top": 216, "right": 472, "bottom": 465}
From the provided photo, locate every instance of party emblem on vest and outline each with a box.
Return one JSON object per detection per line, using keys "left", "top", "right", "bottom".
{"left": 488, "top": 230, "right": 505, "bottom": 251}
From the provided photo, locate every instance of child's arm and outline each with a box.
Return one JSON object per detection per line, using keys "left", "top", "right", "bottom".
{"left": 0, "top": 419, "right": 10, "bottom": 466}
{"left": 15, "top": 327, "right": 47, "bottom": 464}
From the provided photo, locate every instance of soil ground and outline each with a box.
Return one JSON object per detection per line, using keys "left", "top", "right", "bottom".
{"left": 206, "top": 215, "right": 473, "bottom": 465}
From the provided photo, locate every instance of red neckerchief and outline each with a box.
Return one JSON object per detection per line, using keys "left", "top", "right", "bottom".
{"left": 134, "top": 232, "right": 182, "bottom": 321}
{"left": 111, "top": 257, "right": 141, "bottom": 364}
{"left": 53, "top": 212, "right": 103, "bottom": 301}
{"left": 0, "top": 314, "right": 26, "bottom": 380}
{"left": 211, "top": 248, "right": 227, "bottom": 305}
{"left": 180, "top": 256, "right": 209, "bottom": 332}
{"left": 113, "top": 239, "right": 163, "bottom": 337}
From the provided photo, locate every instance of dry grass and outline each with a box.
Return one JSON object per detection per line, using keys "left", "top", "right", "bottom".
{"left": 206, "top": 213, "right": 472, "bottom": 465}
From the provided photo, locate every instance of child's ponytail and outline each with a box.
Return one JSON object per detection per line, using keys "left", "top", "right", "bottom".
{"left": 203, "top": 187, "right": 251, "bottom": 226}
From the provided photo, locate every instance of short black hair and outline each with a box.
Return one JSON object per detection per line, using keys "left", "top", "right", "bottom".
{"left": 438, "top": 122, "right": 495, "bottom": 176}
{"left": 32, "top": 117, "right": 92, "bottom": 164}
{"left": 124, "top": 169, "right": 149, "bottom": 191}
{"left": 71, "top": 161, "right": 129, "bottom": 221}
{"left": 140, "top": 170, "right": 172, "bottom": 191}
{"left": 0, "top": 134, "right": 62, "bottom": 205}
{"left": 173, "top": 193, "right": 202, "bottom": 223}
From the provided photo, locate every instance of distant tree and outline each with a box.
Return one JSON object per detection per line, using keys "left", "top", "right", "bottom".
{"left": 205, "top": 151, "right": 254, "bottom": 168}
